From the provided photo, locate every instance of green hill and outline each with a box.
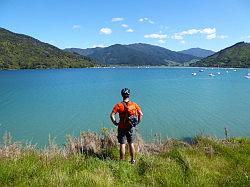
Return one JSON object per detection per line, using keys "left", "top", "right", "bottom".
{"left": 191, "top": 42, "right": 250, "bottom": 67}
{"left": 65, "top": 43, "right": 200, "bottom": 66}
{"left": 0, "top": 28, "right": 95, "bottom": 69}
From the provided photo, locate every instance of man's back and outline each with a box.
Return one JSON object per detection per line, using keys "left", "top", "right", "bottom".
{"left": 112, "top": 101, "right": 141, "bottom": 129}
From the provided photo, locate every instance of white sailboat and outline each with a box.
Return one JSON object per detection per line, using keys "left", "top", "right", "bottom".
{"left": 192, "top": 72, "right": 197, "bottom": 76}
{"left": 245, "top": 75, "right": 250, "bottom": 79}
{"left": 217, "top": 65, "right": 221, "bottom": 75}
{"left": 209, "top": 73, "right": 215, "bottom": 77}
{"left": 244, "top": 69, "right": 250, "bottom": 79}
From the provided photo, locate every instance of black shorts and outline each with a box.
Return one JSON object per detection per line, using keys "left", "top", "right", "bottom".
{"left": 117, "top": 127, "right": 135, "bottom": 144}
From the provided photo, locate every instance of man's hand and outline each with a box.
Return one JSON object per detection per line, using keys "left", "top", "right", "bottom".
{"left": 138, "top": 110, "right": 143, "bottom": 124}
{"left": 110, "top": 112, "right": 118, "bottom": 126}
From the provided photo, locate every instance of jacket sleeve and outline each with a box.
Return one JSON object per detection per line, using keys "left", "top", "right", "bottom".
{"left": 135, "top": 103, "right": 142, "bottom": 113}
{"left": 112, "top": 103, "right": 120, "bottom": 114}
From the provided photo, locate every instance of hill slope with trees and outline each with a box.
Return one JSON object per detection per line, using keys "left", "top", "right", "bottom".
{"left": 191, "top": 42, "right": 250, "bottom": 67}
{"left": 0, "top": 28, "right": 95, "bottom": 69}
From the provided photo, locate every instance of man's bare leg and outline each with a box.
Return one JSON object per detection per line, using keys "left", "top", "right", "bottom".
{"left": 129, "top": 143, "right": 135, "bottom": 162}
{"left": 120, "top": 144, "right": 126, "bottom": 160}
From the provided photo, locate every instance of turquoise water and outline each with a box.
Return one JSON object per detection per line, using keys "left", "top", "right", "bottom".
{"left": 0, "top": 67, "right": 250, "bottom": 145}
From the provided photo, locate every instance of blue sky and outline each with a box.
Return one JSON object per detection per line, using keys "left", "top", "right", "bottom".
{"left": 1, "top": 0, "right": 250, "bottom": 51}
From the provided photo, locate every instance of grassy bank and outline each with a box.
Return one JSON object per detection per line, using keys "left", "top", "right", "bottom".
{"left": 0, "top": 129, "right": 249, "bottom": 186}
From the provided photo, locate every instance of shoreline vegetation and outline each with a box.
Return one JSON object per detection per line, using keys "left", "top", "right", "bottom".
{"left": 0, "top": 65, "right": 249, "bottom": 71}
{"left": 0, "top": 129, "right": 249, "bottom": 186}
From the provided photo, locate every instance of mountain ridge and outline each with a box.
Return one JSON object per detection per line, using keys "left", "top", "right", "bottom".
{"left": 179, "top": 47, "right": 215, "bottom": 58}
{"left": 65, "top": 43, "right": 201, "bottom": 66}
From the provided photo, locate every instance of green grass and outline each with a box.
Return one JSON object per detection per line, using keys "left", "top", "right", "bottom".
{"left": 0, "top": 132, "right": 249, "bottom": 186}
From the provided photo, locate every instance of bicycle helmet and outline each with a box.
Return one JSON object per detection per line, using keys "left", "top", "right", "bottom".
{"left": 121, "top": 88, "right": 130, "bottom": 97}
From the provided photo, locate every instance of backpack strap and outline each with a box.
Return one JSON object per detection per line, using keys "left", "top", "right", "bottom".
{"left": 122, "top": 101, "right": 128, "bottom": 110}
{"left": 122, "top": 101, "right": 130, "bottom": 127}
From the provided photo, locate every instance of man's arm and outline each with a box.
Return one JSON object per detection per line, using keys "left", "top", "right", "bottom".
{"left": 110, "top": 112, "right": 118, "bottom": 126}
{"left": 138, "top": 110, "right": 143, "bottom": 124}
{"left": 135, "top": 103, "right": 143, "bottom": 124}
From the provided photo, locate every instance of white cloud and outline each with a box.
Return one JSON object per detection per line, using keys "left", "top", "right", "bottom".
{"left": 171, "top": 34, "right": 183, "bottom": 40}
{"left": 144, "top": 33, "right": 167, "bottom": 39}
{"left": 99, "top": 27, "right": 112, "bottom": 35}
{"left": 126, "top": 28, "right": 134, "bottom": 32}
{"left": 93, "top": 44, "right": 106, "bottom": 48}
{"left": 160, "top": 25, "right": 169, "bottom": 30}
{"left": 111, "top": 17, "right": 124, "bottom": 22}
{"left": 180, "top": 40, "right": 185, "bottom": 44}
{"left": 148, "top": 20, "right": 155, "bottom": 24}
{"left": 172, "top": 27, "right": 217, "bottom": 40}
{"left": 72, "top": 25, "right": 81, "bottom": 30}
{"left": 121, "top": 24, "right": 129, "bottom": 28}
{"left": 206, "top": 33, "right": 216, "bottom": 40}
{"left": 158, "top": 39, "right": 166, "bottom": 44}
{"left": 201, "top": 28, "right": 216, "bottom": 35}
{"left": 217, "top": 35, "right": 228, "bottom": 39}
{"left": 139, "top": 17, "right": 155, "bottom": 24}
{"left": 180, "top": 29, "right": 200, "bottom": 35}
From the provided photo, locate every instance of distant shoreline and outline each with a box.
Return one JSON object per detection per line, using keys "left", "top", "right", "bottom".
{"left": 0, "top": 66, "right": 248, "bottom": 71}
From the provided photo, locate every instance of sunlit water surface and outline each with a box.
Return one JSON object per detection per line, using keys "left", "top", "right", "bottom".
{"left": 0, "top": 67, "right": 249, "bottom": 145}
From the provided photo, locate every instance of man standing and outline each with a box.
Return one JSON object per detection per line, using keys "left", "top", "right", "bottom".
{"left": 110, "top": 88, "right": 143, "bottom": 164}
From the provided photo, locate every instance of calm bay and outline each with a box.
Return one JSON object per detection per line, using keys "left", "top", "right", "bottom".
{"left": 0, "top": 67, "right": 249, "bottom": 145}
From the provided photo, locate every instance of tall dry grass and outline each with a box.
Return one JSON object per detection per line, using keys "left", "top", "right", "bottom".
{"left": 0, "top": 129, "right": 249, "bottom": 186}
{"left": 0, "top": 128, "right": 191, "bottom": 159}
